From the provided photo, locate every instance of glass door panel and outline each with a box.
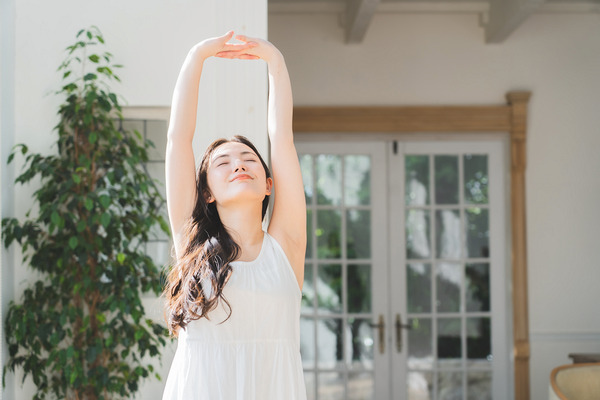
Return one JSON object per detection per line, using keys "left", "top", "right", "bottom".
{"left": 297, "top": 139, "right": 508, "bottom": 399}
{"left": 297, "top": 142, "right": 388, "bottom": 400}
{"left": 391, "top": 141, "right": 509, "bottom": 400}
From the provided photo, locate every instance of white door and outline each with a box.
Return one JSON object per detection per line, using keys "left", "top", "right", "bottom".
{"left": 296, "top": 139, "right": 510, "bottom": 400}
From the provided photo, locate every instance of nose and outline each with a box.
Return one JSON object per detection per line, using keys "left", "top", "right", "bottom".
{"left": 233, "top": 159, "right": 247, "bottom": 172}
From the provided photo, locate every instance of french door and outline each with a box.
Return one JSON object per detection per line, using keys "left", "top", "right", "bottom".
{"left": 296, "top": 139, "right": 510, "bottom": 400}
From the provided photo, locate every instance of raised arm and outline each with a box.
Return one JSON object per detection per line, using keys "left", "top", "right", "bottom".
{"left": 216, "top": 36, "right": 307, "bottom": 283}
{"left": 166, "top": 32, "right": 257, "bottom": 258}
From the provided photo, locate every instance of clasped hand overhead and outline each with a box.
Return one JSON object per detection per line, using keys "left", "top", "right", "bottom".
{"left": 197, "top": 31, "right": 281, "bottom": 63}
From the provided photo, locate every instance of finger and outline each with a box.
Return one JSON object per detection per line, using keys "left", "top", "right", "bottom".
{"left": 220, "top": 42, "right": 256, "bottom": 52}
{"left": 215, "top": 52, "right": 259, "bottom": 60}
{"left": 235, "top": 34, "right": 258, "bottom": 44}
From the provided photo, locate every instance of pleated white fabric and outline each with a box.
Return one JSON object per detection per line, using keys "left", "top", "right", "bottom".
{"left": 162, "top": 231, "right": 307, "bottom": 400}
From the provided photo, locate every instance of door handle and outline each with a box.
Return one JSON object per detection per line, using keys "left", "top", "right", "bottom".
{"left": 369, "top": 314, "right": 385, "bottom": 354}
{"left": 396, "top": 313, "right": 412, "bottom": 353}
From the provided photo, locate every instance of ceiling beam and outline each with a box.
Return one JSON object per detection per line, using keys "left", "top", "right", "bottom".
{"left": 485, "top": 0, "right": 547, "bottom": 43}
{"left": 345, "top": 0, "right": 381, "bottom": 43}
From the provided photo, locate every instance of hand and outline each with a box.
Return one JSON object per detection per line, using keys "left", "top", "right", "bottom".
{"left": 194, "top": 31, "right": 258, "bottom": 60}
{"left": 215, "top": 34, "right": 282, "bottom": 63}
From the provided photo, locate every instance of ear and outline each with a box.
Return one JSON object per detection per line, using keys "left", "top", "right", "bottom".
{"left": 265, "top": 177, "right": 273, "bottom": 196}
{"left": 204, "top": 190, "right": 215, "bottom": 203}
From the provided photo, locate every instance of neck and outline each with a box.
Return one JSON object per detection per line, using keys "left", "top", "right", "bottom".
{"left": 216, "top": 201, "right": 265, "bottom": 249}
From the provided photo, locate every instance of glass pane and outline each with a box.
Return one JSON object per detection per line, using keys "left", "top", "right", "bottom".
{"left": 436, "top": 263, "right": 462, "bottom": 313}
{"left": 305, "top": 371, "right": 317, "bottom": 400}
{"left": 438, "top": 371, "right": 463, "bottom": 400}
{"left": 347, "top": 318, "right": 374, "bottom": 370}
{"left": 149, "top": 207, "right": 170, "bottom": 241}
{"left": 317, "top": 155, "right": 342, "bottom": 205}
{"left": 122, "top": 119, "right": 144, "bottom": 139}
{"left": 437, "top": 318, "right": 461, "bottom": 367}
{"left": 317, "top": 319, "right": 344, "bottom": 369}
{"left": 146, "top": 161, "right": 166, "bottom": 201}
{"left": 408, "top": 371, "right": 433, "bottom": 400}
{"left": 435, "top": 209, "right": 461, "bottom": 259}
{"left": 345, "top": 155, "right": 371, "bottom": 206}
{"left": 317, "top": 210, "right": 342, "bottom": 259}
{"left": 348, "top": 265, "right": 371, "bottom": 313}
{"left": 318, "top": 371, "right": 345, "bottom": 400}
{"left": 467, "top": 318, "right": 491, "bottom": 360}
{"left": 300, "top": 154, "right": 314, "bottom": 204}
{"left": 435, "top": 155, "right": 458, "bottom": 205}
{"left": 405, "top": 155, "right": 430, "bottom": 206}
{"left": 467, "top": 371, "right": 492, "bottom": 400}
{"left": 300, "top": 317, "right": 316, "bottom": 368}
{"left": 408, "top": 318, "right": 433, "bottom": 369}
{"left": 302, "top": 264, "right": 314, "bottom": 310}
{"left": 406, "top": 209, "right": 431, "bottom": 259}
{"left": 145, "top": 120, "right": 168, "bottom": 161}
{"left": 348, "top": 371, "right": 374, "bottom": 400}
{"left": 347, "top": 210, "right": 371, "bottom": 259}
{"left": 145, "top": 240, "right": 171, "bottom": 269}
{"left": 464, "top": 154, "right": 488, "bottom": 204}
{"left": 317, "top": 264, "right": 342, "bottom": 313}
{"left": 466, "top": 263, "right": 490, "bottom": 312}
{"left": 407, "top": 263, "right": 431, "bottom": 313}
{"left": 306, "top": 209, "right": 313, "bottom": 259}
{"left": 465, "top": 208, "right": 490, "bottom": 258}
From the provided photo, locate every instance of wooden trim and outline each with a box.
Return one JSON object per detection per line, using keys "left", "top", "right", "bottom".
{"left": 293, "top": 105, "right": 512, "bottom": 132}
{"left": 293, "top": 91, "right": 532, "bottom": 400}
{"left": 507, "top": 91, "right": 532, "bottom": 400}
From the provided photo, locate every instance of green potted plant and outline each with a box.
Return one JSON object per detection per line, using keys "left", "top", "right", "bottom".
{"left": 2, "top": 26, "right": 170, "bottom": 400}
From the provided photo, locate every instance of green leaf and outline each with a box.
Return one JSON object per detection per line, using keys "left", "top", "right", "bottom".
{"left": 76, "top": 220, "right": 86, "bottom": 232}
{"left": 68, "top": 236, "right": 78, "bottom": 250}
{"left": 70, "top": 370, "right": 78, "bottom": 385}
{"left": 83, "top": 73, "right": 97, "bottom": 81}
{"left": 85, "top": 198, "right": 93, "bottom": 211}
{"left": 99, "top": 195, "right": 111, "bottom": 209}
{"left": 51, "top": 211, "right": 61, "bottom": 226}
{"left": 72, "top": 173, "right": 81, "bottom": 184}
{"left": 117, "top": 253, "right": 125, "bottom": 264}
{"left": 89, "top": 132, "right": 98, "bottom": 144}
{"left": 100, "top": 212, "right": 110, "bottom": 227}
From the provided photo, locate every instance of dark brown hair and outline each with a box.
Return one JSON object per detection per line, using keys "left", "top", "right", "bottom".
{"left": 163, "top": 135, "right": 271, "bottom": 337}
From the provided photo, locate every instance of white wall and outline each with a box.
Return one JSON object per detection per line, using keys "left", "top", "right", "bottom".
{"left": 2, "top": 0, "right": 267, "bottom": 399}
{"left": 268, "top": 10, "right": 600, "bottom": 400}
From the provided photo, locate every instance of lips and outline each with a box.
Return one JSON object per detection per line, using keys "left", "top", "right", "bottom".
{"left": 231, "top": 174, "right": 252, "bottom": 182}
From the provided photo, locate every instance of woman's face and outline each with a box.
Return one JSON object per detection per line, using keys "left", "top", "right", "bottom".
{"left": 205, "top": 141, "right": 272, "bottom": 208}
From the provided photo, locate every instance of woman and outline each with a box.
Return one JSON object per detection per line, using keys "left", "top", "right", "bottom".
{"left": 161, "top": 31, "right": 307, "bottom": 400}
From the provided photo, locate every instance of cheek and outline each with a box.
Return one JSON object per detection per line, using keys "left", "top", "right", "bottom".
{"left": 206, "top": 170, "right": 224, "bottom": 196}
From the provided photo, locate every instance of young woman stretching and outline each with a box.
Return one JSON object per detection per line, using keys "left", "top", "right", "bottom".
{"left": 161, "top": 31, "right": 307, "bottom": 399}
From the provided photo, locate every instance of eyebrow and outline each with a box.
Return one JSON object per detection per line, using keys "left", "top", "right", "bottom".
{"left": 212, "top": 151, "right": 257, "bottom": 163}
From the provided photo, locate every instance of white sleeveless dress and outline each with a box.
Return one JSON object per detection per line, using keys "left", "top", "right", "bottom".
{"left": 162, "top": 231, "right": 307, "bottom": 400}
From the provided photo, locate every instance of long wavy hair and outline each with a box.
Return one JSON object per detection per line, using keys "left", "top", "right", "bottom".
{"left": 163, "top": 135, "right": 271, "bottom": 337}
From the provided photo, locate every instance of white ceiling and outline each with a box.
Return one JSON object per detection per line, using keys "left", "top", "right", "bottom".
{"left": 268, "top": 0, "right": 600, "bottom": 43}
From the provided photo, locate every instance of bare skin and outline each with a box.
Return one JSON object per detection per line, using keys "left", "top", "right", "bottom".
{"left": 166, "top": 31, "right": 306, "bottom": 290}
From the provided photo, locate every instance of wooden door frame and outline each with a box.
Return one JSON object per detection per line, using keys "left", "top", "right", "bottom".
{"left": 292, "top": 91, "right": 532, "bottom": 400}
